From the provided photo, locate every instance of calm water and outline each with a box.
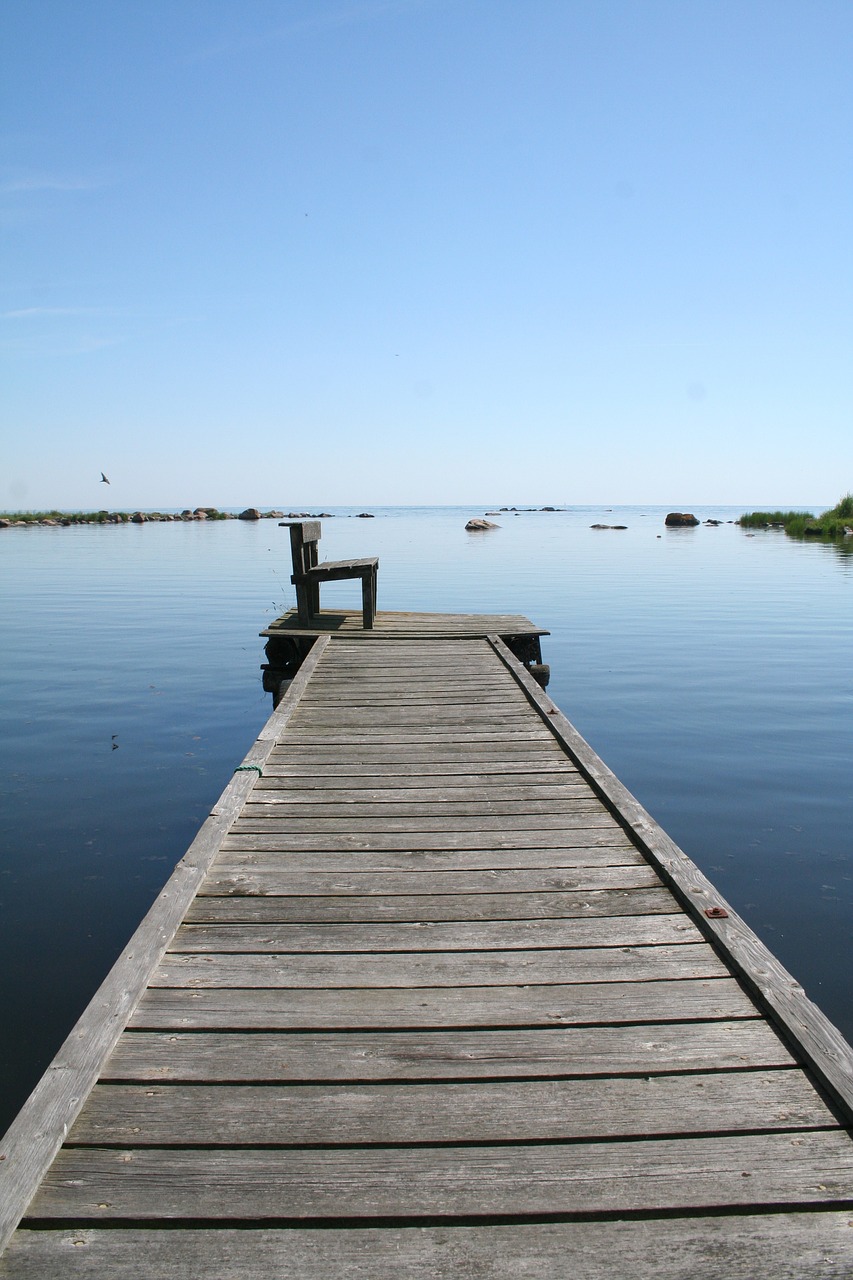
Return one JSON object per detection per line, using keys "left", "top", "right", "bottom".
{"left": 1, "top": 505, "right": 851, "bottom": 1136}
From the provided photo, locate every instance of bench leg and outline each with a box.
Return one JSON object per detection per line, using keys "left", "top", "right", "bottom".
{"left": 361, "top": 569, "right": 375, "bottom": 629}
{"left": 294, "top": 582, "right": 312, "bottom": 626}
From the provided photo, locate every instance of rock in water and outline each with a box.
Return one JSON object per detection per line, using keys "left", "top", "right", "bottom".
{"left": 665, "top": 512, "right": 699, "bottom": 527}
{"left": 238, "top": 508, "right": 261, "bottom": 521}
{"left": 465, "top": 518, "right": 500, "bottom": 531}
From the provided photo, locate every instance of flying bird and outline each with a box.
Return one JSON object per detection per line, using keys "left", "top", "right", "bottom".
{"left": 100, "top": 472, "right": 110, "bottom": 484}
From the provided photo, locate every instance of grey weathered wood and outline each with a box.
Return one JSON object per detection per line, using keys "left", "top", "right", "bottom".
{"left": 0, "top": 637, "right": 331, "bottom": 1255}
{"left": 102, "top": 1019, "right": 796, "bottom": 1081}
{"left": 27, "top": 1130, "right": 853, "bottom": 1220}
{"left": 192, "top": 845, "right": 638, "bottom": 874}
{"left": 488, "top": 634, "right": 853, "bottom": 1122}
{"left": 221, "top": 827, "right": 627, "bottom": 851}
{"left": 300, "top": 688, "right": 527, "bottom": 702}
{"left": 260, "top": 763, "right": 579, "bottom": 781}
{"left": 201, "top": 864, "right": 662, "bottom": 895}
{"left": 234, "top": 803, "right": 611, "bottom": 827}
{"left": 70, "top": 1069, "right": 834, "bottom": 1145}
{"left": 151, "top": 942, "right": 726, "bottom": 989}
{"left": 241, "top": 796, "right": 601, "bottom": 818}
{"left": 7, "top": 1215, "right": 853, "bottom": 1280}
{"left": 291, "top": 708, "right": 537, "bottom": 725}
{"left": 188, "top": 886, "right": 679, "bottom": 923}
{"left": 254, "top": 783, "right": 588, "bottom": 801}
{"left": 129, "top": 977, "right": 753, "bottom": 1029}
{"left": 262, "top": 607, "right": 549, "bottom": 639}
{"left": 171, "top": 913, "right": 702, "bottom": 952}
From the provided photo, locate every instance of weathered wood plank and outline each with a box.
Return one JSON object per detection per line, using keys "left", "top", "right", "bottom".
{"left": 265, "top": 743, "right": 568, "bottom": 762}
{"left": 275, "top": 737, "right": 548, "bottom": 747}
{"left": 241, "top": 797, "right": 602, "bottom": 819}
{"left": 216, "top": 829, "right": 635, "bottom": 849}
{"left": 6, "top": 1216, "right": 853, "bottom": 1280}
{"left": 236, "top": 800, "right": 611, "bottom": 822}
{"left": 151, "top": 942, "right": 726, "bottom": 989}
{"left": 263, "top": 607, "right": 547, "bottom": 633}
{"left": 202, "top": 865, "right": 660, "bottom": 896}
{"left": 254, "top": 782, "right": 591, "bottom": 801}
{"left": 300, "top": 687, "right": 527, "bottom": 702}
{"left": 151, "top": 942, "right": 722, "bottom": 988}
{"left": 70, "top": 1069, "right": 836, "bottom": 1146}
{"left": 259, "top": 764, "right": 580, "bottom": 782}
{"left": 28, "top": 1131, "right": 853, "bottom": 1220}
{"left": 188, "top": 886, "right": 679, "bottom": 923}
{"left": 171, "top": 914, "right": 703, "bottom": 953}
{"left": 288, "top": 710, "right": 536, "bottom": 726}
{"left": 102, "top": 1019, "right": 796, "bottom": 1081}
{"left": 129, "top": 977, "right": 753, "bottom": 1029}
{"left": 195, "top": 846, "right": 638, "bottom": 875}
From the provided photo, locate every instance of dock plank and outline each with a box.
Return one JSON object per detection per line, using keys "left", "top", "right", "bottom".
{"left": 201, "top": 864, "right": 660, "bottom": 894}
{"left": 6, "top": 1216, "right": 853, "bottom": 1280}
{"left": 70, "top": 1069, "right": 835, "bottom": 1145}
{"left": 129, "top": 977, "right": 755, "bottom": 1029}
{"left": 101, "top": 1019, "right": 797, "bottom": 1081}
{"left": 150, "top": 942, "right": 727, "bottom": 988}
{"left": 28, "top": 1131, "right": 853, "bottom": 1220}
{"left": 170, "top": 914, "right": 704, "bottom": 952}
{"left": 217, "top": 829, "right": 635, "bottom": 852}
{"left": 187, "top": 886, "right": 679, "bottom": 922}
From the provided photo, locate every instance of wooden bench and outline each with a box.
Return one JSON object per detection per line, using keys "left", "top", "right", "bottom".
{"left": 282, "top": 521, "right": 378, "bottom": 629}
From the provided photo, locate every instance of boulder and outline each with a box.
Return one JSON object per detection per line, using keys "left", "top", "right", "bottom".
{"left": 465, "top": 518, "right": 500, "bottom": 531}
{"left": 356, "top": 512, "right": 375, "bottom": 518}
{"left": 130, "top": 512, "right": 147, "bottom": 524}
{"left": 238, "top": 508, "right": 261, "bottom": 521}
{"left": 665, "top": 512, "right": 699, "bottom": 527}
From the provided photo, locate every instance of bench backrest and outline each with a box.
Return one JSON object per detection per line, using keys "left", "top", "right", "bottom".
{"left": 286, "top": 521, "right": 321, "bottom": 578}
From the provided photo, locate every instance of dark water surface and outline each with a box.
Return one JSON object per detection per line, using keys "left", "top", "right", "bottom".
{"left": 1, "top": 506, "right": 851, "bottom": 1137}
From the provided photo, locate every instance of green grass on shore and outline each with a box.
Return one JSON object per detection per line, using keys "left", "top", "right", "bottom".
{"left": 739, "top": 494, "right": 853, "bottom": 539}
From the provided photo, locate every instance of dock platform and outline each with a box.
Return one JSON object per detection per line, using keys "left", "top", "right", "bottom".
{"left": 2, "top": 612, "right": 853, "bottom": 1276}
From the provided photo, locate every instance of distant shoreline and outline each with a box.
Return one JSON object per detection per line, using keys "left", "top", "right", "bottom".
{"left": 0, "top": 507, "right": 376, "bottom": 528}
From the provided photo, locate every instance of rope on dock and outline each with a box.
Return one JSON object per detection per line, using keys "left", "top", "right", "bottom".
{"left": 233, "top": 764, "right": 263, "bottom": 776}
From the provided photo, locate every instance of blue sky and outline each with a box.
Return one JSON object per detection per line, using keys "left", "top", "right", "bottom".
{"left": 2, "top": 0, "right": 851, "bottom": 509}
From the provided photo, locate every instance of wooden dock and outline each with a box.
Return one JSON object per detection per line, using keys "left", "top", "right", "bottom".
{"left": 2, "top": 611, "right": 853, "bottom": 1277}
